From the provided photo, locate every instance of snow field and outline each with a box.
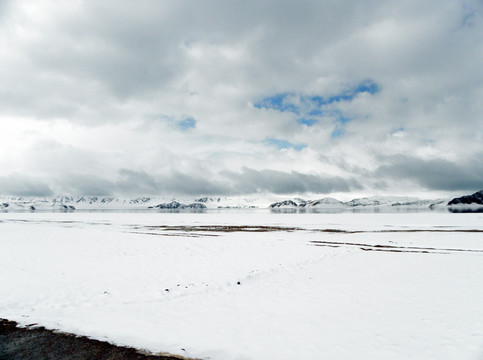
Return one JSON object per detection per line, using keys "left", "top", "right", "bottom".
{"left": 0, "top": 211, "right": 482, "bottom": 359}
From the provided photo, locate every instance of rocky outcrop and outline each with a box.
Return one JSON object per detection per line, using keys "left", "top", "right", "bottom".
{"left": 149, "top": 201, "right": 207, "bottom": 209}
{"left": 128, "top": 197, "right": 151, "bottom": 204}
{"left": 448, "top": 190, "right": 483, "bottom": 206}
{"left": 60, "top": 204, "right": 76, "bottom": 211}
{"left": 195, "top": 197, "right": 221, "bottom": 203}
{"left": 269, "top": 200, "right": 302, "bottom": 208}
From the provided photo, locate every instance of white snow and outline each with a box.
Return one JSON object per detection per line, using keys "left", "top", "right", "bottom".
{"left": 1, "top": 211, "right": 482, "bottom": 359}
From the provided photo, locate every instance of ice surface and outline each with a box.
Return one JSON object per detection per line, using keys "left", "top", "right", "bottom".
{"left": 1, "top": 211, "right": 482, "bottom": 359}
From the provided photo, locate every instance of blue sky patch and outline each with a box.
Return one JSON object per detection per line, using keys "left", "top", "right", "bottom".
{"left": 176, "top": 117, "right": 196, "bottom": 130}
{"left": 297, "top": 118, "right": 319, "bottom": 126}
{"left": 331, "top": 127, "right": 345, "bottom": 138}
{"left": 255, "top": 80, "right": 379, "bottom": 139}
{"left": 330, "top": 112, "right": 352, "bottom": 138}
{"left": 337, "top": 113, "right": 351, "bottom": 124}
{"left": 254, "top": 93, "right": 300, "bottom": 114}
{"left": 264, "top": 138, "right": 307, "bottom": 151}
{"left": 309, "top": 81, "right": 379, "bottom": 107}
{"left": 254, "top": 80, "right": 379, "bottom": 117}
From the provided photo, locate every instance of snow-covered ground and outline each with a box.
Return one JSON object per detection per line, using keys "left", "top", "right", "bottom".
{"left": 1, "top": 211, "right": 482, "bottom": 360}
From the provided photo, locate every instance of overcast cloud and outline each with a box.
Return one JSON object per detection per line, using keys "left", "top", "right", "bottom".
{"left": 0, "top": 0, "right": 482, "bottom": 198}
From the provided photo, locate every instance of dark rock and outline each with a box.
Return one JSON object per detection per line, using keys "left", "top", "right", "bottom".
{"left": 152, "top": 201, "right": 206, "bottom": 209}
{"left": 448, "top": 190, "right": 483, "bottom": 206}
{"left": 129, "top": 197, "right": 151, "bottom": 204}
{"left": 269, "top": 200, "right": 300, "bottom": 208}
{"left": 60, "top": 204, "right": 75, "bottom": 211}
{"left": 187, "top": 203, "right": 207, "bottom": 209}
{"left": 154, "top": 201, "right": 183, "bottom": 209}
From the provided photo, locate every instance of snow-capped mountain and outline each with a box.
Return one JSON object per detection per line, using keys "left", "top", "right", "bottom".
{"left": 448, "top": 190, "right": 483, "bottom": 207}
{"left": 270, "top": 196, "right": 446, "bottom": 209}
{"left": 269, "top": 198, "right": 307, "bottom": 208}
{"left": 148, "top": 201, "right": 207, "bottom": 209}
{"left": 1, "top": 191, "right": 481, "bottom": 211}
{"left": 306, "top": 198, "right": 346, "bottom": 207}
{"left": 0, "top": 196, "right": 157, "bottom": 211}
{"left": 269, "top": 198, "right": 345, "bottom": 208}
{"left": 346, "top": 196, "right": 437, "bottom": 208}
{"left": 0, "top": 196, "right": 263, "bottom": 211}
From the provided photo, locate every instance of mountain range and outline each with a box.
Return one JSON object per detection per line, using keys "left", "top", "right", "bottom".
{"left": 0, "top": 191, "right": 481, "bottom": 211}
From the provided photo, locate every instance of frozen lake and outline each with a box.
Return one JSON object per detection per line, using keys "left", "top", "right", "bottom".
{"left": 1, "top": 211, "right": 482, "bottom": 359}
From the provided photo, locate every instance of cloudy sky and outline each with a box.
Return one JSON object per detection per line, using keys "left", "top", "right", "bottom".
{"left": 0, "top": 0, "right": 482, "bottom": 198}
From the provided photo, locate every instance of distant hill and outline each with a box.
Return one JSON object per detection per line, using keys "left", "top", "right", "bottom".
{"left": 448, "top": 190, "right": 483, "bottom": 206}
{"left": 0, "top": 196, "right": 261, "bottom": 211}
{"left": 270, "top": 196, "right": 440, "bottom": 209}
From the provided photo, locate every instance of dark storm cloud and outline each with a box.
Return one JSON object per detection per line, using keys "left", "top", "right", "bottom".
{"left": 53, "top": 171, "right": 160, "bottom": 197}
{"left": 0, "top": 174, "right": 53, "bottom": 197}
{"left": 49, "top": 169, "right": 232, "bottom": 197}
{"left": 116, "top": 169, "right": 229, "bottom": 196}
{"left": 158, "top": 172, "right": 232, "bottom": 196}
{"left": 0, "top": 2, "right": 182, "bottom": 120}
{"left": 54, "top": 173, "right": 115, "bottom": 197}
{"left": 115, "top": 168, "right": 361, "bottom": 196}
{"left": 374, "top": 155, "right": 483, "bottom": 191}
{"left": 221, "top": 167, "right": 361, "bottom": 194}
{"left": 116, "top": 169, "right": 159, "bottom": 195}
{"left": 43, "top": 167, "right": 360, "bottom": 197}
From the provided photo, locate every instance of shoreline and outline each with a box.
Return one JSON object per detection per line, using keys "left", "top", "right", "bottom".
{"left": 0, "top": 319, "right": 193, "bottom": 360}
